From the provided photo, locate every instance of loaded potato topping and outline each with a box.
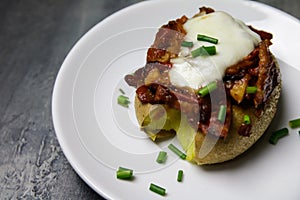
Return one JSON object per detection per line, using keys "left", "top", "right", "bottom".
{"left": 125, "top": 7, "right": 280, "bottom": 139}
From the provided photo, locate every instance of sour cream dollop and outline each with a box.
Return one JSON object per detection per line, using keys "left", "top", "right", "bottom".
{"left": 169, "top": 11, "right": 261, "bottom": 89}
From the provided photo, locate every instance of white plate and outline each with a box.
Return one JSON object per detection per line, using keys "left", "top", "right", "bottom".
{"left": 52, "top": 0, "right": 300, "bottom": 199}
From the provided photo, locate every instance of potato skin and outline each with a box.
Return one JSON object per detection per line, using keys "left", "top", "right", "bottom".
{"left": 134, "top": 58, "right": 281, "bottom": 165}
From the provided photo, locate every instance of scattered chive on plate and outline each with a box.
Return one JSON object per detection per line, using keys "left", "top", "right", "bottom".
{"left": 156, "top": 151, "right": 167, "bottom": 164}
{"left": 168, "top": 143, "right": 186, "bottom": 160}
{"left": 177, "top": 170, "right": 183, "bottom": 182}
{"left": 269, "top": 127, "right": 289, "bottom": 145}
{"left": 149, "top": 183, "right": 166, "bottom": 196}
{"left": 289, "top": 118, "right": 300, "bottom": 129}
{"left": 117, "top": 94, "right": 130, "bottom": 107}
{"left": 116, "top": 166, "right": 134, "bottom": 180}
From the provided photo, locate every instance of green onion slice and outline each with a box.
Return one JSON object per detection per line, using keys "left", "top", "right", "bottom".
{"left": 269, "top": 127, "right": 289, "bottom": 145}
{"left": 119, "top": 88, "right": 125, "bottom": 94}
{"left": 198, "top": 81, "right": 217, "bottom": 97}
{"left": 181, "top": 41, "right": 194, "bottom": 48}
{"left": 117, "top": 95, "right": 130, "bottom": 107}
{"left": 116, "top": 166, "right": 133, "bottom": 180}
{"left": 177, "top": 170, "right": 183, "bottom": 182}
{"left": 217, "top": 105, "right": 226, "bottom": 123}
{"left": 156, "top": 151, "right": 167, "bottom": 164}
{"left": 244, "top": 114, "right": 251, "bottom": 125}
{"left": 191, "top": 47, "right": 202, "bottom": 58}
{"left": 197, "top": 34, "right": 218, "bottom": 44}
{"left": 149, "top": 183, "right": 166, "bottom": 196}
{"left": 246, "top": 86, "right": 257, "bottom": 94}
{"left": 191, "top": 46, "right": 216, "bottom": 57}
{"left": 289, "top": 118, "right": 300, "bottom": 129}
{"left": 168, "top": 144, "right": 186, "bottom": 160}
{"left": 118, "top": 166, "right": 132, "bottom": 171}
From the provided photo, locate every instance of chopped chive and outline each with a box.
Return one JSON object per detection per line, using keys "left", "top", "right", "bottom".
{"left": 191, "top": 47, "right": 202, "bottom": 58}
{"left": 246, "top": 86, "right": 257, "bottom": 94}
{"left": 118, "top": 166, "right": 132, "bottom": 171}
{"left": 269, "top": 127, "right": 289, "bottom": 145}
{"left": 204, "top": 46, "right": 217, "bottom": 55}
{"left": 168, "top": 144, "right": 186, "bottom": 160}
{"left": 289, "top": 118, "right": 300, "bottom": 129}
{"left": 177, "top": 170, "right": 183, "bottom": 182}
{"left": 198, "top": 81, "right": 217, "bottom": 97}
{"left": 197, "top": 34, "right": 218, "bottom": 44}
{"left": 217, "top": 105, "right": 226, "bottom": 123}
{"left": 119, "top": 88, "right": 125, "bottom": 94}
{"left": 117, "top": 95, "right": 130, "bottom": 107}
{"left": 244, "top": 114, "right": 251, "bottom": 125}
{"left": 117, "top": 170, "right": 132, "bottom": 179}
{"left": 156, "top": 151, "right": 167, "bottom": 164}
{"left": 191, "top": 46, "right": 216, "bottom": 57}
{"left": 181, "top": 41, "right": 194, "bottom": 48}
{"left": 116, "top": 166, "right": 133, "bottom": 180}
{"left": 149, "top": 183, "right": 166, "bottom": 196}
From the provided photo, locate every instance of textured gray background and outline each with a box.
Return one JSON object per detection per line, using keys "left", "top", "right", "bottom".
{"left": 0, "top": 0, "right": 299, "bottom": 199}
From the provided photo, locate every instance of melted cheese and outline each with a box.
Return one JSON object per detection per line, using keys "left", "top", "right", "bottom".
{"left": 169, "top": 11, "right": 261, "bottom": 89}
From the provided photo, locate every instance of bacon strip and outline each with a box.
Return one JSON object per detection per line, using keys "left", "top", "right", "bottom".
{"left": 254, "top": 40, "right": 277, "bottom": 108}
{"left": 224, "top": 39, "right": 279, "bottom": 110}
{"left": 147, "top": 16, "right": 188, "bottom": 63}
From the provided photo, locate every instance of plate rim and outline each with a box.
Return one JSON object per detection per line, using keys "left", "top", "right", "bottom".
{"left": 52, "top": 0, "right": 300, "bottom": 199}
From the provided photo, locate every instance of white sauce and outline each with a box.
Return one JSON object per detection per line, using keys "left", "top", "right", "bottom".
{"left": 169, "top": 11, "right": 261, "bottom": 89}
